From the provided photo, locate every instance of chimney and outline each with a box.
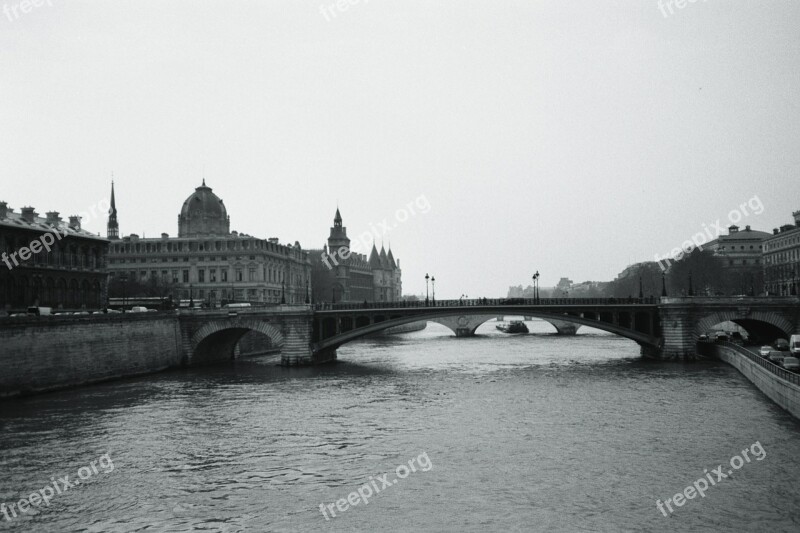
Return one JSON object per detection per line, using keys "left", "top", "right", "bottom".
{"left": 0, "top": 202, "right": 7, "bottom": 220}
{"left": 774, "top": 228, "right": 779, "bottom": 235}
{"left": 46, "top": 211, "right": 62, "bottom": 226}
{"left": 161, "top": 233, "right": 169, "bottom": 239}
{"left": 68, "top": 216, "right": 81, "bottom": 230}
{"left": 794, "top": 210, "right": 800, "bottom": 227}
{"left": 728, "top": 225, "right": 739, "bottom": 233}
{"left": 744, "top": 225, "right": 751, "bottom": 231}
{"left": 21, "top": 206, "right": 36, "bottom": 223}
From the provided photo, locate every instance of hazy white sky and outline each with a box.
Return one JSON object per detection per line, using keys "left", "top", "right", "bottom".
{"left": 1, "top": 1, "right": 799, "bottom": 298}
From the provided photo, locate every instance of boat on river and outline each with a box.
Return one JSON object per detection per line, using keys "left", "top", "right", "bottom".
{"left": 496, "top": 320, "right": 529, "bottom": 334}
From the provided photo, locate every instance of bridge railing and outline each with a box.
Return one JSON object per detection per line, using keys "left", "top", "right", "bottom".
{"left": 717, "top": 341, "right": 800, "bottom": 387}
{"left": 312, "top": 296, "right": 659, "bottom": 311}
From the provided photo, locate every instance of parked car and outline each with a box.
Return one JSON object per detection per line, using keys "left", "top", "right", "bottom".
{"left": 768, "top": 351, "right": 786, "bottom": 365}
{"left": 730, "top": 332, "right": 745, "bottom": 345}
{"left": 27, "top": 306, "right": 52, "bottom": 316}
{"left": 130, "top": 306, "right": 150, "bottom": 313}
{"left": 782, "top": 356, "right": 800, "bottom": 372}
{"left": 774, "top": 338, "right": 790, "bottom": 351}
{"left": 698, "top": 334, "right": 709, "bottom": 342}
{"left": 759, "top": 346, "right": 772, "bottom": 357}
{"left": 714, "top": 332, "right": 729, "bottom": 343}
{"left": 790, "top": 334, "right": 800, "bottom": 357}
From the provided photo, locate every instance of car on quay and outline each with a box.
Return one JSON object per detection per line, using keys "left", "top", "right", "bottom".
{"left": 790, "top": 335, "right": 800, "bottom": 357}
{"left": 782, "top": 356, "right": 800, "bottom": 372}
{"left": 759, "top": 345, "right": 772, "bottom": 358}
{"left": 768, "top": 351, "right": 786, "bottom": 365}
{"left": 698, "top": 333, "right": 710, "bottom": 342}
{"left": 774, "top": 338, "right": 790, "bottom": 352}
{"left": 714, "top": 332, "right": 729, "bottom": 343}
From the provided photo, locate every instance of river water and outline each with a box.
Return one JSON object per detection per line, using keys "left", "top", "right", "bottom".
{"left": 1, "top": 319, "right": 799, "bottom": 532}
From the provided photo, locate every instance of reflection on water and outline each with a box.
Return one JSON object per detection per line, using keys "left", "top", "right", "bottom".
{"left": 1, "top": 319, "right": 799, "bottom": 532}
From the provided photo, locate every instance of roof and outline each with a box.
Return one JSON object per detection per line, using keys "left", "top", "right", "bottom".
{"left": 0, "top": 208, "right": 107, "bottom": 242}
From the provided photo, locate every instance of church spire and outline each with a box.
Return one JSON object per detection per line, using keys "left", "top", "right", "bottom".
{"left": 107, "top": 178, "right": 119, "bottom": 239}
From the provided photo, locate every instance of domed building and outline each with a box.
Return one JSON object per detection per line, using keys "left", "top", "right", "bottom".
{"left": 178, "top": 180, "right": 230, "bottom": 237}
{"left": 106, "top": 181, "right": 310, "bottom": 307}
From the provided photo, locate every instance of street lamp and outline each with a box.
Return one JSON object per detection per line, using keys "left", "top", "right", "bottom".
{"left": 281, "top": 280, "right": 286, "bottom": 304}
{"left": 639, "top": 275, "right": 644, "bottom": 299}
{"left": 688, "top": 272, "right": 694, "bottom": 297}
{"left": 425, "top": 273, "right": 430, "bottom": 306}
{"left": 305, "top": 278, "right": 310, "bottom": 304}
{"left": 533, "top": 271, "right": 540, "bottom": 304}
{"left": 189, "top": 283, "right": 194, "bottom": 308}
{"left": 431, "top": 276, "right": 436, "bottom": 305}
{"left": 661, "top": 271, "right": 667, "bottom": 297}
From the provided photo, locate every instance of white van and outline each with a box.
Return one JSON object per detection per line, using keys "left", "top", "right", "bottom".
{"left": 27, "top": 306, "right": 52, "bottom": 316}
{"left": 790, "top": 335, "right": 800, "bottom": 357}
{"left": 130, "top": 306, "right": 150, "bottom": 313}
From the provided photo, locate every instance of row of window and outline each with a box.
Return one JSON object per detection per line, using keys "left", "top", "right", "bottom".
{"left": 112, "top": 239, "right": 301, "bottom": 256}
{"left": 111, "top": 267, "right": 308, "bottom": 285}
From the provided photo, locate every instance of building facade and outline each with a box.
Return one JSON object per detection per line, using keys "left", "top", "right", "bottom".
{"left": 106, "top": 181, "right": 311, "bottom": 305}
{"left": 763, "top": 211, "right": 800, "bottom": 296}
{"left": 309, "top": 209, "right": 402, "bottom": 303}
{"left": 706, "top": 224, "right": 770, "bottom": 294}
{"left": 0, "top": 201, "right": 109, "bottom": 311}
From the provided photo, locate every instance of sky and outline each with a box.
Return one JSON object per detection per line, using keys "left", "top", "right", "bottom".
{"left": 1, "top": 0, "right": 799, "bottom": 299}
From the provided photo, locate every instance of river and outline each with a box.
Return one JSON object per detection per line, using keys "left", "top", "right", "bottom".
{"left": 1, "top": 319, "right": 799, "bottom": 532}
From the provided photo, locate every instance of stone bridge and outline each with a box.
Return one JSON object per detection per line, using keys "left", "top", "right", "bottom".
{"left": 2, "top": 297, "right": 798, "bottom": 397}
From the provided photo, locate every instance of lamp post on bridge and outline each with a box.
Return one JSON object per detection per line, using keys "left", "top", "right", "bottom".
{"left": 281, "top": 280, "right": 286, "bottom": 304}
{"left": 305, "top": 278, "right": 310, "bottom": 304}
{"left": 431, "top": 276, "right": 436, "bottom": 305}
{"left": 638, "top": 275, "right": 643, "bottom": 300}
{"left": 661, "top": 271, "right": 667, "bottom": 297}
{"left": 425, "top": 273, "right": 429, "bottom": 306}
{"left": 532, "top": 271, "right": 540, "bottom": 304}
{"left": 189, "top": 283, "right": 194, "bottom": 309}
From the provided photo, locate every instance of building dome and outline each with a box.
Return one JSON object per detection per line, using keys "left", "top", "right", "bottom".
{"left": 178, "top": 180, "right": 230, "bottom": 237}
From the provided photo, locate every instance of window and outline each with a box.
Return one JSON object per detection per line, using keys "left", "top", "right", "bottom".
{"left": 236, "top": 269, "right": 243, "bottom": 282}
{"left": 172, "top": 270, "right": 179, "bottom": 283}
{"left": 210, "top": 269, "right": 217, "bottom": 282}
{"left": 221, "top": 270, "right": 228, "bottom": 282}
{"left": 198, "top": 269, "right": 205, "bottom": 283}
{"left": 249, "top": 268, "right": 256, "bottom": 281}
{"left": 183, "top": 270, "right": 190, "bottom": 283}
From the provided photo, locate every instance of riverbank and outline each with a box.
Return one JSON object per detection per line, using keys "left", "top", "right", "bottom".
{"left": 705, "top": 342, "right": 800, "bottom": 419}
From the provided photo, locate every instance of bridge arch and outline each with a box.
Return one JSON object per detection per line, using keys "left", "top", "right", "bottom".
{"left": 313, "top": 308, "right": 659, "bottom": 354}
{"left": 191, "top": 319, "right": 285, "bottom": 364}
{"left": 694, "top": 311, "right": 793, "bottom": 344}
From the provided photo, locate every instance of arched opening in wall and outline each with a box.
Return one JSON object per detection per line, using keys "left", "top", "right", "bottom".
{"left": 700, "top": 318, "right": 790, "bottom": 347}
{"left": 235, "top": 330, "right": 277, "bottom": 358}
{"left": 194, "top": 327, "right": 280, "bottom": 365}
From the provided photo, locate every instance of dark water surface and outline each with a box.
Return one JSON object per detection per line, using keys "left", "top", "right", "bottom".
{"left": 1, "top": 320, "right": 800, "bottom": 532}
